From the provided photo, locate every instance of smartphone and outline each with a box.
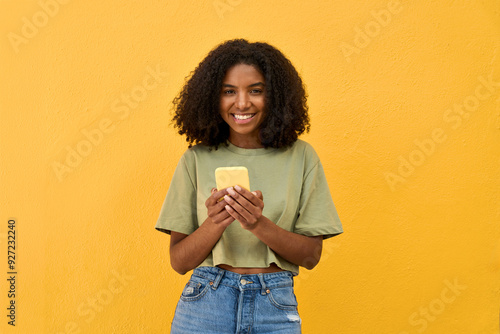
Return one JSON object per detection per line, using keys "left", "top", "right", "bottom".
{"left": 215, "top": 166, "right": 250, "bottom": 193}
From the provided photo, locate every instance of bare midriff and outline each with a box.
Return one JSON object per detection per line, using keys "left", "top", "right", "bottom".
{"left": 217, "top": 263, "right": 284, "bottom": 274}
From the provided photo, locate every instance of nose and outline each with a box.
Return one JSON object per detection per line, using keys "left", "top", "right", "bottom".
{"left": 235, "top": 93, "right": 250, "bottom": 110}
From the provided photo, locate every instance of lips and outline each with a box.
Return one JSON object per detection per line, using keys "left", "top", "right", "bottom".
{"left": 231, "top": 113, "right": 256, "bottom": 124}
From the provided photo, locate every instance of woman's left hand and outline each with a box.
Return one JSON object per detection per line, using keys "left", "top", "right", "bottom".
{"left": 223, "top": 185, "right": 264, "bottom": 230}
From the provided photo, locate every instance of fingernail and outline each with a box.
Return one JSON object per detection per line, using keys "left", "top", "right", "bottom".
{"left": 252, "top": 191, "right": 257, "bottom": 196}
{"left": 224, "top": 195, "right": 231, "bottom": 202}
{"left": 227, "top": 188, "right": 236, "bottom": 196}
{"left": 235, "top": 185, "right": 242, "bottom": 191}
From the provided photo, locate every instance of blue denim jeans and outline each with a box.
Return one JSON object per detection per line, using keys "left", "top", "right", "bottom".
{"left": 170, "top": 266, "right": 302, "bottom": 334}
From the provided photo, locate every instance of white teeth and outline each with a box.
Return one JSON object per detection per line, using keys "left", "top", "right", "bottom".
{"left": 234, "top": 114, "right": 255, "bottom": 120}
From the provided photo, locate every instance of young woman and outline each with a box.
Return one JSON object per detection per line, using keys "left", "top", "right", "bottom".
{"left": 155, "top": 38, "right": 343, "bottom": 334}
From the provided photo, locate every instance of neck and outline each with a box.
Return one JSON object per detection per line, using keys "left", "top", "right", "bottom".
{"left": 228, "top": 133, "right": 264, "bottom": 149}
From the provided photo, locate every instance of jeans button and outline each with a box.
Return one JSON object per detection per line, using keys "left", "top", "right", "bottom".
{"left": 240, "top": 279, "right": 247, "bottom": 285}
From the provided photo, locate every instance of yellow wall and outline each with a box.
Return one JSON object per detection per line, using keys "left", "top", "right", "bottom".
{"left": 1, "top": 0, "right": 499, "bottom": 333}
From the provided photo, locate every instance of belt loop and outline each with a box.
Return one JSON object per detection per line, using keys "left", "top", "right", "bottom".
{"left": 257, "top": 273, "right": 267, "bottom": 295}
{"left": 288, "top": 271, "right": 295, "bottom": 286}
{"left": 211, "top": 267, "right": 224, "bottom": 290}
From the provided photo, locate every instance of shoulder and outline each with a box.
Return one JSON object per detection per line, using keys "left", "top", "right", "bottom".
{"left": 180, "top": 143, "right": 211, "bottom": 159}
{"left": 292, "top": 139, "right": 315, "bottom": 152}
{"left": 179, "top": 143, "right": 228, "bottom": 165}
{"left": 287, "top": 139, "right": 320, "bottom": 164}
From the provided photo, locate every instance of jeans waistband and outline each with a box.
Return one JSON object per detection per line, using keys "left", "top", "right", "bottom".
{"left": 192, "top": 266, "right": 294, "bottom": 293}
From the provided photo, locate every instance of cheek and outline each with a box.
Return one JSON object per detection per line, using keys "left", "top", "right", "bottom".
{"left": 219, "top": 101, "right": 229, "bottom": 115}
{"left": 219, "top": 111, "right": 229, "bottom": 122}
{"left": 255, "top": 97, "right": 266, "bottom": 111}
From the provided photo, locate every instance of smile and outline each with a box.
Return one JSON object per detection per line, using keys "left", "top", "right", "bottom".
{"left": 231, "top": 113, "right": 256, "bottom": 124}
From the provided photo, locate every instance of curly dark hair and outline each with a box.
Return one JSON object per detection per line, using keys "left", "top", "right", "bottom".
{"left": 171, "top": 38, "right": 310, "bottom": 149}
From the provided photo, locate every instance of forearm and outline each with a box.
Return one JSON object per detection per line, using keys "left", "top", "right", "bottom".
{"left": 170, "top": 218, "right": 226, "bottom": 275}
{"left": 250, "top": 215, "right": 323, "bottom": 269}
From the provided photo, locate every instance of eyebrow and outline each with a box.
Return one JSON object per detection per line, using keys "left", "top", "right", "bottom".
{"left": 222, "top": 82, "right": 265, "bottom": 88}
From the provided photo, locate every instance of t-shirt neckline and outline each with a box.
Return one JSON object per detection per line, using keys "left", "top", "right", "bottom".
{"left": 224, "top": 140, "right": 278, "bottom": 156}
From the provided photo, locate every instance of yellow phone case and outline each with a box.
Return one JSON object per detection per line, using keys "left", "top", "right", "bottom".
{"left": 215, "top": 166, "right": 250, "bottom": 192}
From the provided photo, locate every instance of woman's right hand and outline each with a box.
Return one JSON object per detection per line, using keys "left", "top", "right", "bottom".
{"left": 205, "top": 187, "right": 234, "bottom": 229}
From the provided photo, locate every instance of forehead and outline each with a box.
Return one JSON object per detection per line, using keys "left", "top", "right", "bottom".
{"left": 223, "top": 64, "right": 265, "bottom": 83}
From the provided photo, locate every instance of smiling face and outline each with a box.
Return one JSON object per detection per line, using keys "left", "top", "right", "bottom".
{"left": 219, "top": 63, "right": 267, "bottom": 148}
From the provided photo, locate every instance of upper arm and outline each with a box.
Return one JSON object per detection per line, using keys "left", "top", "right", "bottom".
{"left": 294, "top": 157, "right": 343, "bottom": 239}
{"left": 310, "top": 235, "right": 323, "bottom": 243}
{"left": 307, "top": 235, "right": 323, "bottom": 242}
{"left": 170, "top": 231, "right": 189, "bottom": 250}
{"left": 155, "top": 153, "right": 199, "bottom": 236}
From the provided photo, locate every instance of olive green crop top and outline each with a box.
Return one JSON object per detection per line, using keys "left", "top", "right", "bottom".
{"left": 155, "top": 139, "right": 343, "bottom": 275}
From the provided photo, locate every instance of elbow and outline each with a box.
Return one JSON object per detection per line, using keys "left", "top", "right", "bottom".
{"left": 302, "top": 238, "right": 323, "bottom": 270}
{"left": 171, "top": 261, "right": 189, "bottom": 275}
{"left": 302, "top": 258, "right": 320, "bottom": 270}
{"left": 170, "top": 253, "right": 190, "bottom": 275}
{"left": 175, "top": 268, "right": 189, "bottom": 275}
{"left": 300, "top": 253, "right": 320, "bottom": 270}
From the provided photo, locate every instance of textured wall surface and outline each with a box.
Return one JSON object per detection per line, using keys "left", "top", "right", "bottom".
{"left": 1, "top": 0, "right": 499, "bottom": 333}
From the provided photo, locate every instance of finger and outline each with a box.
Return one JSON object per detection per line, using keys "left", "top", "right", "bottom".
{"left": 206, "top": 188, "right": 229, "bottom": 207}
{"left": 213, "top": 188, "right": 229, "bottom": 202}
{"left": 224, "top": 195, "right": 255, "bottom": 223}
{"left": 207, "top": 198, "right": 230, "bottom": 216}
{"left": 220, "top": 214, "right": 235, "bottom": 226}
{"left": 252, "top": 190, "right": 263, "bottom": 201}
{"left": 224, "top": 203, "right": 247, "bottom": 223}
{"left": 211, "top": 207, "right": 233, "bottom": 224}
{"left": 211, "top": 187, "right": 217, "bottom": 194}
{"left": 226, "top": 186, "right": 252, "bottom": 206}
{"left": 232, "top": 185, "right": 263, "bottom": 207}
{"left": 225, "top": 188, "right": 263, "bottom": 219}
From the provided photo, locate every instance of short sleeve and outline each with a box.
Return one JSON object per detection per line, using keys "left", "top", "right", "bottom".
{"left": 155, "top": 153, "right": 198, "bottom": 235}
{"left": 294, "top": 159, "right": 343, "bottom": 239}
